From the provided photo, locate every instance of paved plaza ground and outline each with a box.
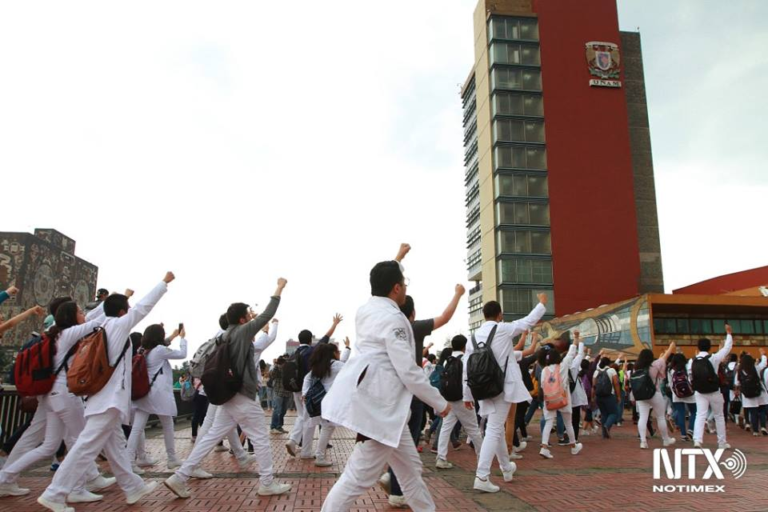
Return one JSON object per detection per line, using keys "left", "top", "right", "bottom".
{"left": 4, "top": 410, "right": 767, "bottom": 511}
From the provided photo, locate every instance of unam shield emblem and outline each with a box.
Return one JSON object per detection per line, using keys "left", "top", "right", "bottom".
{"left": 585, "top": 41, "right": 620, "bottom": 79}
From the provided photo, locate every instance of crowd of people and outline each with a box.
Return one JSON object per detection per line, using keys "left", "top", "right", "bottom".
{"left": 0, "top": 243, "right": 765, "bottom": 512}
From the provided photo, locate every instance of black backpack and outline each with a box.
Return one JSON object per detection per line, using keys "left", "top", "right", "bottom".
{"left": 725, "top": 367, "right": 736, "bottom": 390}
{"left": 440, "top": 355, "right": 464, "bottom": 402}
{"left": 305, "top": 377, "right": 327, "bottom": 417}
{"left": 201, "top": 335, "right": 242, "bottom": 406}
{"left": 282, "top": 345, "right": 310, "bottom": 393}
{"left": 466, "top": 325, "right": 506, "bottom": 401}
{"left": 630, "top": 367, "right": 656, "bottom": 401}
{"left": 568, "top": 367, "right": 577, "bottom": 393}
{"left": 691, "top": 355, "right": 719, "bottom": 394}
{"left": 740, "top": 368, "right": 762, "bottom": 399}
{"left": 595, "top": 370, "right": 613, "bottom": 397}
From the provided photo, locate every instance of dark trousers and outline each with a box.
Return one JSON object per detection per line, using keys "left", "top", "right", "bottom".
{"left": 596, "top": 396, "right": 619, "bottom": 431}
{"left": 512, "top": 401, "right": 530, "bottom": 447}
{"left": 389, "top": 398, "right": 424, "bottom": 497}
{"left": 571, "top": 406, "right": 582, "bottom": 441}
{"left": 191, "top": 393, "right": 209, "bottom": 438}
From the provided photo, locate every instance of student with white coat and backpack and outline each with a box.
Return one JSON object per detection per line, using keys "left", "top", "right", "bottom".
{"left": 126, "top": 324, "right": 187, "bottom": 472}
{"left": 668, "top": 353, "right": 697, "bottom": 441}
{"left": 464, "top": 295, "right": 547, "bottom": 493}
{"left": 734, "top": 350, "right": 767, "bottom": 436}
{"left": 630, "top": 343, "right": 677, "bottom": 449}
{"left": 539, "top": 338, "right": 583, "bottom": 459}
{"left": 568, "top": 332, "right": 588, "bottom": 442}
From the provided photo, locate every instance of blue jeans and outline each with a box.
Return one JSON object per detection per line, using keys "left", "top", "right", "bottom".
{"left": 746, "top": 405, "right": 768, "bottom": 432}
{"left": 390, "top": 398, "right": 424, "bottom": 496}
{"left": 672, "top": 402, "right": 697, "bottom": 434}
{"left": 525, "top": 398, "right": 539, "bottom": 424}
{"left": 270, "top": 395, "right": 290, "bottom": 430}
{"left": 596, "top": 395, "right": 620, "bottom": 431}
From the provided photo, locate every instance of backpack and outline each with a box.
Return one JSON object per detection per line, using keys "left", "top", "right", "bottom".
{"left": 180, "top": 380, "right": 195, "bottom": 402}
{"left": 629, "top": 367, "right": 656, "bottom": 401}
{"left": 283, "top": 345, "right": 310, "bottom": 393}
{"left": 189, "top": 336, "right": 219, "bottom": 379}
{"left": 130, "top": 348, "right": 163, "bottom": 400}
{"left": 725, "top": 366, "right": 736, "bottom": 391}
{"left": 466, "top": 325, "right": 507, "bottom": 401}
{"left": 671, "top": 368, "right": 694, "bottom": 398}
{"left": 542, "top": 366, "right": 568, "bottom": 410}
{"left": 595, "top": 369, "right": 613, "bottom": 397}
{"left": 690, "top": 355, "right": 719, "bottom": 394}
{"left": 440, "top": 355, "right": 464, "bottom": 402}
{"left": 200, "top": 335, "right": 242, "bottom": 406}
{"left": 567, "top": 367, "right": 577, "bottom": 394}
{"left": 14, "top": 333, "right": 70, "bottom": 397}
{"left": 8, "top": 333, "right": 45, "bottom": 386}
{"left": 739, "top": 368, "right": 762, "bottom": 399}
{"left": 67, "top": 327, "right": 130, "bottom": 397}
{"left": 305, "top": 377, "right": 327, "bottom": 418}
{"left": 429, "top": 364, "right": 444, "bottom": 388}
{"left": 531, "top": 373, "right": 540, "bottom": 398}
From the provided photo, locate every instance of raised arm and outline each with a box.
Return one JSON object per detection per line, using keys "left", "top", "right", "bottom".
{"left": 712, "top": 324, "right": 734, "bottom": 367}
{"left": 0, "top": 286, "right": 18, "bottom": 307}
{"left": 239, "top": 278, "right": 286, "bottom": 340}
{"left": 520, "top": 332, "right": 540, "bottom": 357}
{"left": 513, "top": 330, "right": 529, "bottom": 352}
{"left": 340, "top": 337, "right": 351, "bottom": 363}
{"left": 56, "top": 320, "right": 101, "bottom": 354}
{"left": 433, "top": 284, "right": 466, "bottom": 330}
{"left": 660, "top": 341, "right": 676, "bottom": 362}
{"left": 571, "top": 332, "right": 585, "bottom": 369}
{"left": 503, "top": 293, "right": 548, "bottom": 338}
{"left": 319, "top": 313, "right": 343, "bottom": 344}
{"left": 158, "top": 336, "right": 188, "bottom": 360}
{"left": 0, "top": 305, "right": 45, "bottom": 335}
{"left": 116, "top": 274, "right": 173, "bottom": 331}
{"left": 253, "top": 319, "right": 279, "bottom": 351}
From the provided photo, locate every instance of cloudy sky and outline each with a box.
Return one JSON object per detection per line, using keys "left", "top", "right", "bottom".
{"left": 2, "top": 1, "right": 765, "bottom": 363}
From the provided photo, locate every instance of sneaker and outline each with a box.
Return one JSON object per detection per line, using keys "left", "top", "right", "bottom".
{"left": 237, "top": 454, "right": 257, "bottom": 470}
{"left": 509, "top": 452, "right": 523, "bottom": 460}
{"left": 190, "top": 468, "right": 213, "bottom": 479}
{"left": 315, "top": 456, "right": 333, "bottom": 467}
{"left": 257, "top": 482, "right": 292, "bottom": 496}
{"left": 524, "top": 435, "right": 534, "bottom": 441}
{"left": 85, "top": 475, "right": 116, "bottom": 492}
{"left": 663, "top": 437, "right": 676, "bottom": 448}
{"left": 423, "top": 427, "right": 431, "bottom": 445}
{"left": 50, "top": 463, "right": 60, "bottom": 472}
{"left": 277, "top": 427, "right": 288, "bottom": 434}
{"left": 571, "top": 443, "right": 583, "bottom": 455}
{"left": 640, "top": 441, "right": 649, "bottom": 449}
{"left": 285, "top": 440, "right": 298, "bottom": 457}
{"left": 36, "top": 496, "right": 74, "bottom": 512}
{"left": 164, "top": 474, "right": 190, "bottom": 499}
{"left": 214, "top": 444, "right": 229, "bottom": 452}
{"left": 502, "top": 463, "right": 516, "bottom": 482}
{"left": 167, "top": 458, "right": 182, "bottom": 470}
{"left": 378, "top": 472, "right": 391, "bottom": 494}
{"left": 299, "top": 454, "right": 316, "bottom": 460}
{"left": 694, "top": 441, "right": 703, "bottom": 448}
{"left": 753, "top": 432, "right": 761, "bottom": 437}
{"left": 681, "top": 435, "right": 692, "bottom": 442}
{"left": 473, "top": 477, "right": 500, "bottom": 493}
{"left": 451, "top": 439, "right": 462, "bottom": 450}
{"left": 126, "top": 481, "right": 158, "bottom": 505}
{"left": 417, "top": 446, "right": 423, "bottom": 453}
{"left": 746, "top": 424, "right": 752, "bottom": 432}
{"left": 602, "top": 426, "right": 610, "bottom": 439}
{"left": 430, "top": 447, "right": 438, "bottom": 454}
{"left": 131, "top": 465, "right": 145, "bottom": 475}
{"left": 435, "top": 458, "right": 453, "bottom": 469}
{"left": 388, "top": 494, "right": 408, "bottom": 508}
{"left": 539, "top": 447, "right": 553, "bottom": 459}
{"left": 687, "top": 429, "right": 694, "bottom": 437}
{"left": 718, "top": 443, "right": 732, "bottom": 450}
{"left": 0, "top": 483, "right": 31, "bottom": 497}
{"left": 67, "top": 490, "right": 103, "bottom": 503}
{"left": 762, "top": 428, "right": 768, "bottom": 436}
{"left": 513, "top": 441, "right": 527, "bottom": 453}
{"left": 136, "top": 457, "right": 158, "bottom": 467}
{"left": 270, "top": 429, "right": 281, "bottom": 435}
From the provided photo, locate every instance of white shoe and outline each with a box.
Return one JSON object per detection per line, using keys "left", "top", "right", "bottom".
{"left": 270, "top": 429, "right": 281, "bottom": 435}
{"left": 257, "top": 482, "right": 292, "bottom": 496}
{"left": 299, "top": 454, "right": 315, "bottom": 460}
{"left": 473, "top": 477, "right": 500, "bottom": 493}
{"left": 315, "top": 456, "right": 333, "bottom": 467}
{"left": 167, "top": 458, "right": 182, "bottom": 469}
{"left": 190, "top": 468, "right": 213, "bottom": 479}
{"left": 136, "top": 457, "right": 158, "bottom": 468}
{"left": 718, "top": 443, "right": 731, "bottom": 450}
{"left": 67, "top": 490, "right": 103, "bottom": 503}
{"left": 237, "top": 454, "right": 257, "bottom": 470}
{"left": 539, "top": 447, "right": 553, "bottom": 459}
{"left": 663, "top": 437, "right": 676, "bottom": 448}
{"left": 131, "top": 464, "right": 145, "bottom": 475}
{"left": 423, "top": 427, "right": 431, "bottom": 444}
{"left": 524, "top": 435, "right": 533, "bottom": 441}
{"left": 378, "top": 472, "right": 391, "bottom": 494}
{"left": 694, "top": 441, "right": 703, "bottom": 448}
{"left": 435, "top": 458, "right": 453, "bottom": 469}
{"left": 36, "top": 496, "right": 74, "bottom": 512}
{"left": 571, "top": 443, "right": 583, "bottom": 455}
{"left": 514, "top": 441, "right": 527, "bottom": 453}
{"left": 85, "top": 475, "right": 116, "bottom": 492}
{"left": 0, "top": 483, "right": 31, "bottom": 497}
{"left": 126, "top": 481, "right": 158, "bottom": 505}
{"left": 509, "top": 452, "right": 523, "bottom": 460}
{"left": 640, "top": 442, "right": 649, "bottom": 450}
{"left": 164, "top": 474, "right": 190, "bottom": 499}
{"left": 503, "top": 463, "right": 517, "bottom": 482}
{"left": 388, "top": 494, "right": 408, "bottom": 508}
{"left": 285, "top": 440, "right": 298, "bottom": 457}
{"left": 214, "top": 445, "right": 229, "bottom": 453}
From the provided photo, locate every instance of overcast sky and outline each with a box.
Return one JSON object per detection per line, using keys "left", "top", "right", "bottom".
{"left": 2, "top": 1, "right": 765, "bottom": 363}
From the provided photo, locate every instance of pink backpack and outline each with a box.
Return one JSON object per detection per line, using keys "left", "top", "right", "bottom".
{"left": 542, "top": 365, "right": 569, "bottom": 410}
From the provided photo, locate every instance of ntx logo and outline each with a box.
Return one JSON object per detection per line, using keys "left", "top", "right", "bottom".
{"left": 652, "top": 448, "right": 747, "bottom": 494}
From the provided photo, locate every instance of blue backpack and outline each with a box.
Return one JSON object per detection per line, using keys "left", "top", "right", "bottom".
{"left": 429, "top": 364, "right": 444, "bottom": 388}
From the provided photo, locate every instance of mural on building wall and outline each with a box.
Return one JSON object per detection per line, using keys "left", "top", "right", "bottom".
{"left": 534, "top": 295, "right": 651, "bottom": 359}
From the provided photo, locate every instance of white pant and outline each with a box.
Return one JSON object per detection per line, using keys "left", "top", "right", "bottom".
{"left": 289, "top": 392, "right": 308, "bottom": 445}
{"left": 437, "top": 401, "right": 483, "bottom": 461}
{"left": 41, "top": 409, "right": 145, "bottom": 504}
{"left": 542, "top": 411, "right": 575, "bottom": 448}
{"left": 303, "top": 417, "right": 337, "bottom": 459}
{"left": 127, "top": 411, "right": 177, "bottom": 463}
{"left": 637, "top": 392, "right": 671, "bottom": 443}
{"left": 198, "top": 403, "right": 246, "bottom": 459}
{"left": 475, "top": 396, "right": 515, "bottom": 480}
{"left": 176, "top": 394, "right": 274, "bottom": 485}
{"left": 321, "top": 423, "right": 435, "bottom": 512}
{"left": 693, "top": 391, "right": 726, "bottom": 444}
{"left": 5, "top": 404, "right": 47, "bottom": 468}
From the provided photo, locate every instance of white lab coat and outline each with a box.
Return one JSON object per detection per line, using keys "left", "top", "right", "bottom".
{"left": 734, "top": 356, "right": 768, "bottom": 408}
{"left": 253, "top": 323, "right": 278, "bottom": 385}
{"left": 84, "top": 282, "right": 168, "bottom": 423}
{"left": 464, "top": 303, "right": 546, "bottom": 416}
{"left": 321, "top": 296, "right": 447, "bottom": 448}
{"left": 133, "top": 338, "right": 188, "bottom": 416}
{"left": 686, "top": 334, "right": 734, "bottom": 395}
{"left": 569, "top": 343, "right": 589, "bottom": 408}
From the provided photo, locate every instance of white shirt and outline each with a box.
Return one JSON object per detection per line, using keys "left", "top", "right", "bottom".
{"left": 134, "top": 337, "right": 188, "bottom": 416}
{"left": 569, "top": 343, "right": 588, "bottom": 408}
{"left": 687, "top": 334, "right": 733, "bottom": 395}
{"left": 464, "top": 303, "right": 546, "bottom": 415}
{"left": 734, "top": 356, "right": 768, "bottom": 408}
{"left": 321, "top": 296, "right": 447, "bottom": 448}
{"left": 253, "top": 323, "right": 278, "bottom": 385}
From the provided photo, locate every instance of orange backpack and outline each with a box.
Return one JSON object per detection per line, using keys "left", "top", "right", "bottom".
{"left": 542, "top": 365, "right": 569, "bottom": 410}
{"left": 67, "top": 327, "right": 130, "bottom": 397}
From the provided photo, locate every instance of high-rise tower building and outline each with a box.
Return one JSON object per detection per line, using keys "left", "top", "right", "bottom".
{"left": 463, "top": 0, "right": 663, "bottom": 329}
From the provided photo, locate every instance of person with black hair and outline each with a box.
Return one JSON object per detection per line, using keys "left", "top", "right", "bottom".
{"left": 84, "top": 288, "right": 109, "bottom": 313}
{"left": 320, "top": 255, "right": 450, "bottom": 512}
{"left": 633, "top": 343, "right": 677, "bottom": 449}
{"left": 734, "top": 350, "right": 767, "bottom": 436}
{"left": 688, "top": 324, "right": 733, "bottom": 449}
{"left": 567, "top": 332, "right": 588, "bottom": 443}
{"left": 285, "top": 313, "right": 343, "bottom": 458}
{"left": 38, "top": 272, "right": 174, "bottom": 512}
{"left": 0, "top": 302, "right": 113, "bottom": 502}
{"left": 592, "top": 355, "right": 622, "bottom": 438}
{"left": 269, "top": 356, "right": 291, "bottom": 433}
{"left": 669, "top": 353, "right": 697, "bottom": 441}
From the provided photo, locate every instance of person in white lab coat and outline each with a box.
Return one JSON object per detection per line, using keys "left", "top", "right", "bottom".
{"left": 734, "top": 350, "right": 768, "bottom": 436}
{"left": 38, "top": 272, "right": 175, "bottom": 512}
{"left": 465, "top": 295, "right": 547, "bottom": 493}
{"left": 320, "top": 259, "right": 450, "bottom": 512}
{"left": 126, "top": 324, "right": 188, "bottom": 471}
{"left": 538, "top": 340, "right": 583, "bottom": 459}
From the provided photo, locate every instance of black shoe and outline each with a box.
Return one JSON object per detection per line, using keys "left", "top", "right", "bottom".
{"left": 326, "top": 443, "right": 333, "bottom": 449}
{"left": 602, "top": 426, "right": 610, "bottom": 439}
{"left": 558, "top": 436, "right": 570, "bottom": 446}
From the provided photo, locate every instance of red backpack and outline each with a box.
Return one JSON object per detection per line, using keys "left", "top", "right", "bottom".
{"left": 14, "top": 333, "right": 70, "bottom": 397}
{"left": 131, "top": 348, "right": 162, "bottom": 400}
